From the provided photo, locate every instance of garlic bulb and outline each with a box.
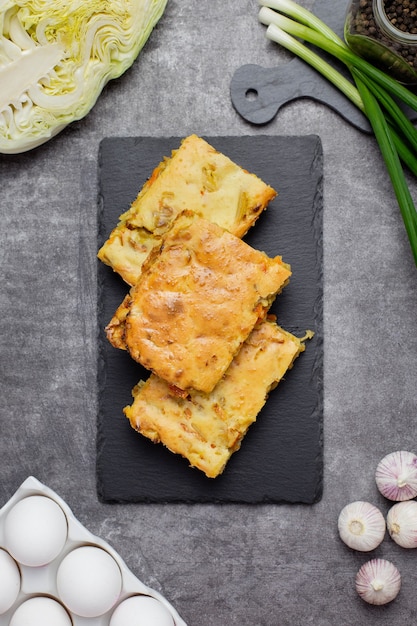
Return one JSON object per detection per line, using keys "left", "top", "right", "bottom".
{"left": 375, "top": 450, "right": 417, "bottom": 501}
{"left": 338, "top": 501, "right": 386, "bottom": 552}
{"left": 386, "top": 500, "right": 417, "bottom": 548}
{"left": 355, "top": 559, "right": 401, "bottom": 605}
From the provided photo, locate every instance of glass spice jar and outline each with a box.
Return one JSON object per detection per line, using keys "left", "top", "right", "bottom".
{"left": 344, "top": 0, "right": 417, "bottom": 84}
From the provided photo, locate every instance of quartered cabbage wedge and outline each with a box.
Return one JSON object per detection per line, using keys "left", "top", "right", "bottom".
{"left": 0, "top": 0, "right": 168, "bottom": 153}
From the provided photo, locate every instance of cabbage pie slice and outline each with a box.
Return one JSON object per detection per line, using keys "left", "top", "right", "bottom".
{"left": 98, "top": 134, "right": 277, "bottom": 285}
{"left": 106, "top": 211, "right": 291, "bottom": 393}
{"left": 124, "top": 319, "right": 305, "bottom": 478}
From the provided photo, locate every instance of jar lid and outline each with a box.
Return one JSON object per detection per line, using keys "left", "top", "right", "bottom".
{"left": 375, "top": 0, "right": 417, "bottom": 42}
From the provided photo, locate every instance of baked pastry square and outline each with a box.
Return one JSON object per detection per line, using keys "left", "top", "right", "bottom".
{"left": 124, "top": 319, "right": 305, "bottom": 478}
{"left": 97, "top": 134, "right": 277, "bottom": 285}
{"left": 106, "top": 211, "right": 291, "bottom": 393}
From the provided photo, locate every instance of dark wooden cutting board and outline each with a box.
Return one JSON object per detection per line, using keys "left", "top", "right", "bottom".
{"left": 230, "top": 0, "right": 417, "bottom": 131}
{"left": 96, "top": 135, "right": 323, "bottom": 504}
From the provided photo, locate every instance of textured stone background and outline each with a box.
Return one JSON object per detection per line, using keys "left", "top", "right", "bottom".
{"left": 1, "top": 1, "right": 417, "bottom": 624}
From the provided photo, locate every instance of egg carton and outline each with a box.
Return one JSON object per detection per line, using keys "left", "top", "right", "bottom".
{"left": 0, "top": 476, "right": 187, "bottom": 625}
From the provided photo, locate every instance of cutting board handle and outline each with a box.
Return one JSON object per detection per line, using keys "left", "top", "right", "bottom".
{"left": 230, "top": 59, "right": 372, "bottom": 132}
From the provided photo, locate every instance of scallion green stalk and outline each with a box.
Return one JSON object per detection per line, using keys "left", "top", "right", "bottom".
{"left": 390, "top": 128, "right": 417, "bottom": 178}
{"left": 262, "top": 21, "right": 364, "bottom": 112}
{"left": 352, "top": 70, "right": 417, "bottom": 264}
{"left": 261, "top": 4, "right": 417, "bottom": 113}
{"left": 361, "top": 77, "right": 417, "bottom": 155}
{"left": 263, "top": 19, "right": 417, "bottom": 176}
{"left": 258, "top": 0, "right": 417, "bottom": 267}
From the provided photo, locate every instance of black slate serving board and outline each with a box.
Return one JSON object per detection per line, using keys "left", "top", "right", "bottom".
{"left": 97, "top": 135, "right": 323, "bottom": 504}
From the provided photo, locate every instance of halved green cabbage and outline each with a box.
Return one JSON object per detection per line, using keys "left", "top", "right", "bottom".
{"left": 0, "top": 0, "right": 168, "bottom": 153}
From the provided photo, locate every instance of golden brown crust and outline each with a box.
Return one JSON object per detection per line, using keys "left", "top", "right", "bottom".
{"left": 97, "top": 134, "right": 277, "bottom": 286}
{"left": 124, "top": 319, "right": 305, "bottom": 478}
{"left": 105, "top": 293, "right": 131, "bottom": 351}
{"left": 106, "top": 211, "right": 291, "bottom": 393}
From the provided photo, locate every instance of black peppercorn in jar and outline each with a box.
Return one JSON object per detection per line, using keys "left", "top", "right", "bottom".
{"left": 344, "top": 0, "right": 417, "bottom": 83}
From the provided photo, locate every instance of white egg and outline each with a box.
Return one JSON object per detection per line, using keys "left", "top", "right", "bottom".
{"left": 9, "top": 596, "right": 72, "bottom": 626}
{"left": 109, "top": 595, "right": 175, "bottom": 626}
{"left": 57, "top": 545, "right": 122, "bottom": 617}
{"left": 0, "top": 549, "right": 21, "bottom": 613}
{"left": 4, "top": 495, "right": 68, "bottom": 566}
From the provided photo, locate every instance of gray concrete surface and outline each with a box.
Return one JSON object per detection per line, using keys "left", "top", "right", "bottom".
{"left": 1, "top": 1, "right": 417, "bottom": 624}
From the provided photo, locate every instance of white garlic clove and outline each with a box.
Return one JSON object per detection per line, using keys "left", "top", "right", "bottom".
{"left": 338, "top": 501, "right": 386, "bottom": 552}
{"left": 375, "top": 450, "right": 417, "bottom": 501}
{"left": 355, "top": 558, "right": 401, "bottom": 605}
{"left": 386, "top": 500, "right": 417, "bottom": 548}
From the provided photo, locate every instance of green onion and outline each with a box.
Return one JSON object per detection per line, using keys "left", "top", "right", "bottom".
{"left": 352, "top": 70, "right": 417, "bottom": 260}
{"left": 259, "top": 11, "right": 364, "bottom": 112}
{"left": 390, "top": 129, "right": 417, "bottom": 178}
{"left": 260, "top": 0, "right": 345, "bottom": 46}
{"left": 260, "top": 4, "right": 417, "bottom": 113}
{"left": 361, "top": 78, "right": 417, "bottom": 155}
{"left": 260, "top": 18, "right": 364, "bottom": 112}
{"left": 259, "top": 0, "right": 417, "bottom": 267}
